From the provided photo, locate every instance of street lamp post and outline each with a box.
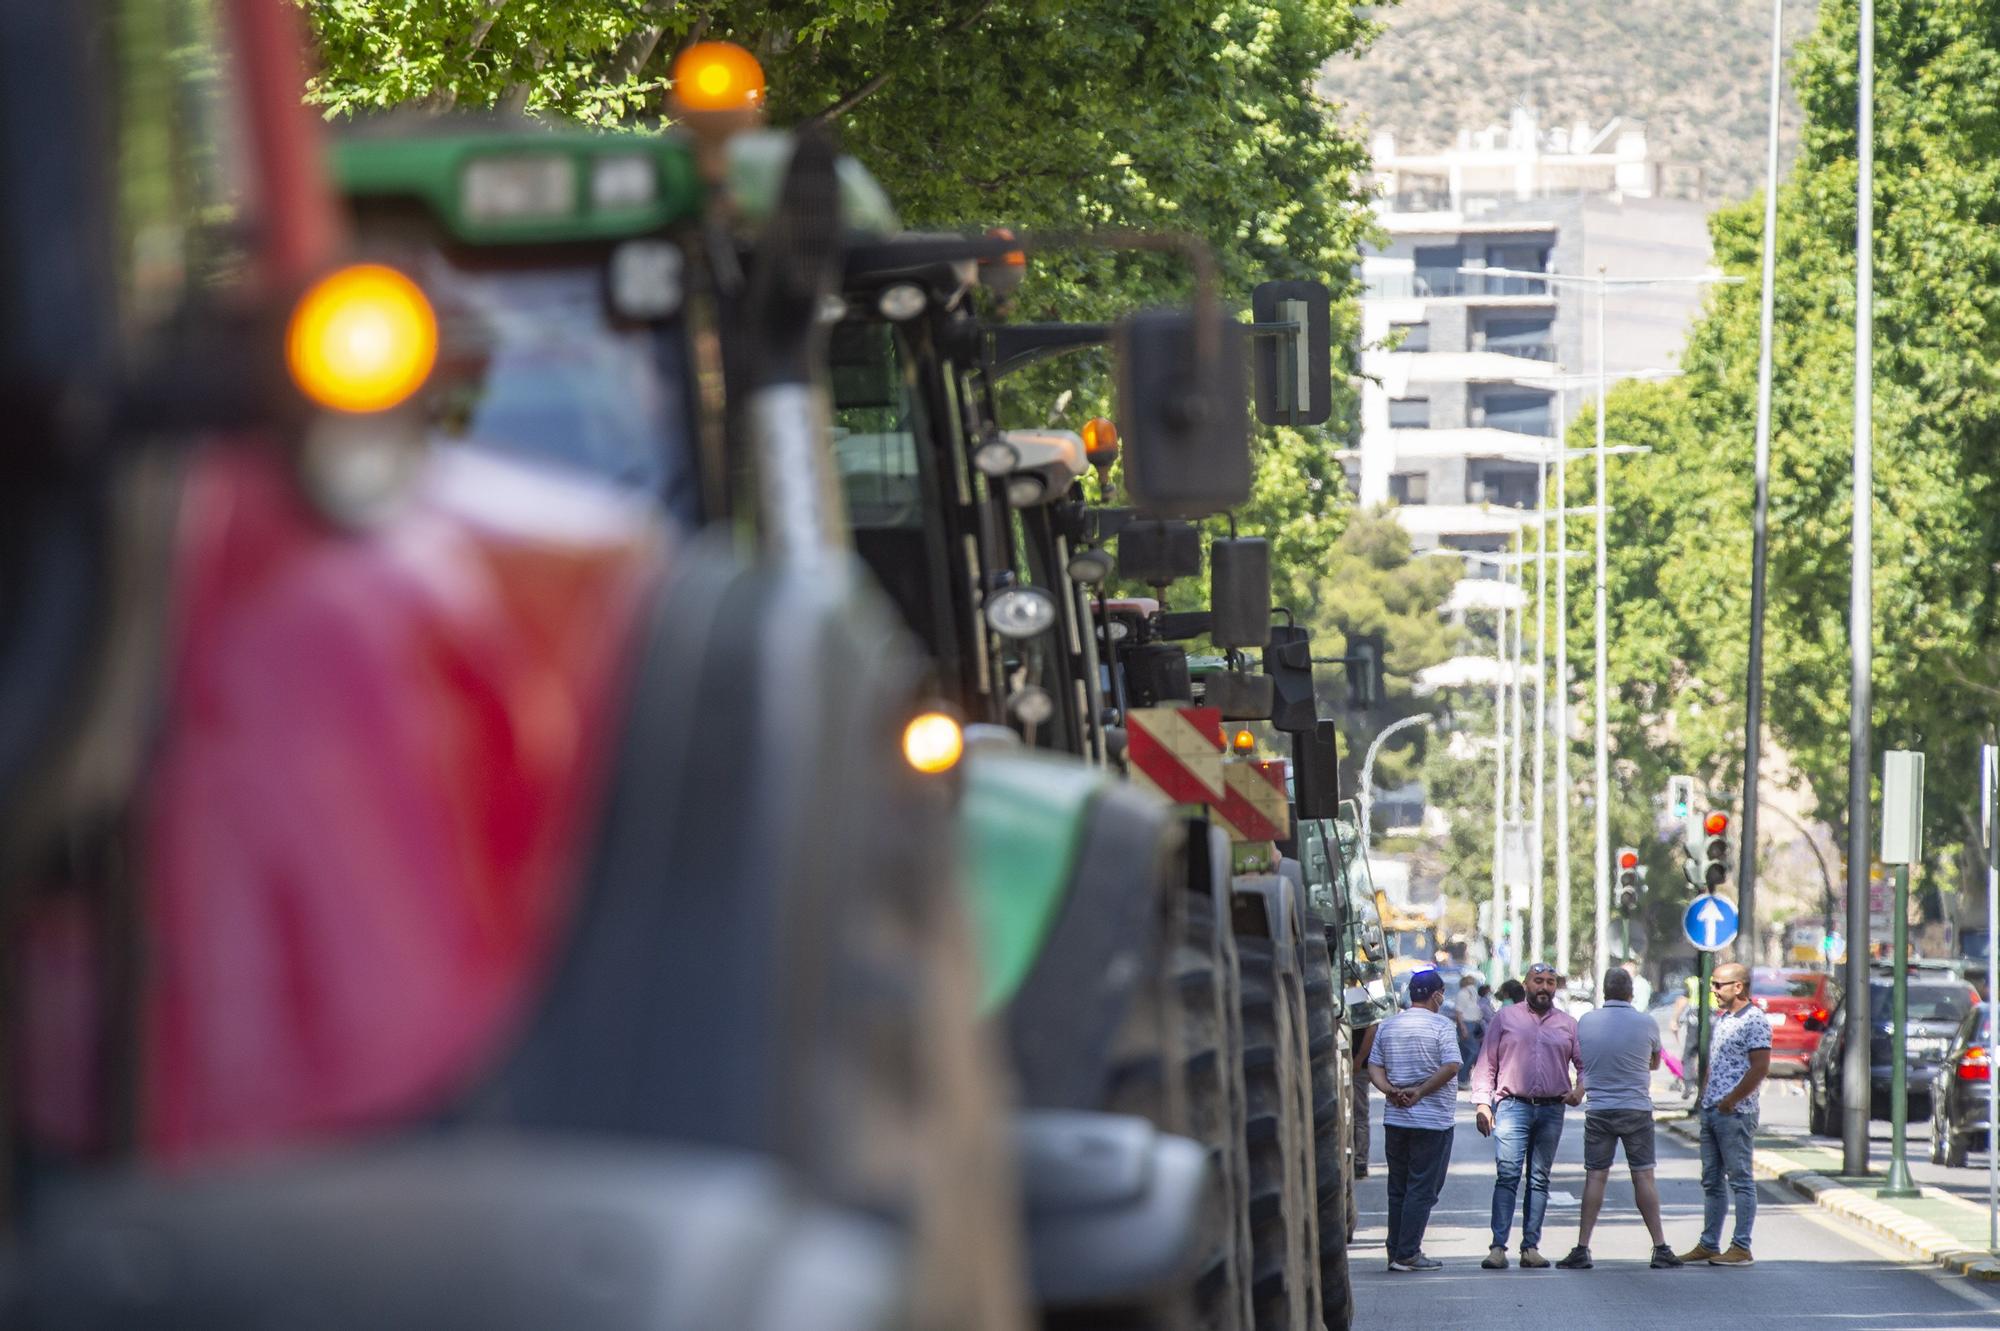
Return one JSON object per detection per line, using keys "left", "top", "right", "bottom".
{"left": 1472, "top": 268, "right": 1741, "bottom": 986}
{"left": 1740, "top": 0, "right": 1789, "bottom": 971}
{"left": 1843, "top": 0, "right": 1878, "bottom": 1179}
{"left": 1359, "top": 712, "right": 1434, "bottom": 846}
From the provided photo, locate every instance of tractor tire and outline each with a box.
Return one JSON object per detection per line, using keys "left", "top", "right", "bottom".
{"left": 1182, "top": 873, "right": 1255, "bottom": 1331}
{"left": 1234, "top": 883, "right": 1322, "bottom": 1331}
{"left": 1299, "top": 929, "right": 1352, "bottom": 1331}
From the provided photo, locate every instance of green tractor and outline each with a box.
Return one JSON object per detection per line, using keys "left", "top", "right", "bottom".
{"left": 321, "top": 88, "right": 1038, "bottom": 1331}
{"left": 833, "top": 247, "right": 1360, "bottom": 1331}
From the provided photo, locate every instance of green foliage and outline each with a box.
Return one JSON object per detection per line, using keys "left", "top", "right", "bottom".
{"left": 303, "top": 1, "right": 1385, "bottom": 617}
{"left": 1576, "top": 0, "right": 2000, "bottom": 911}
{"left": 1305, "top": 507, "right": 1462, "bottom": 793}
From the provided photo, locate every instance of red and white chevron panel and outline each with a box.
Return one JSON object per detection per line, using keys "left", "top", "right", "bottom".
{"left": 1210, "top": 758, "right": 1290, "bottom": 844}
{"left": 1126, "top": 705, "right": 1226, "bottom": 805}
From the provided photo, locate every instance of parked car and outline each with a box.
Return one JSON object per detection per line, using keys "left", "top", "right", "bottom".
{"left": 1806, "top": 974, "right": 1982, "bottom": 1135}
{"left": 1752, "top": 967, "right": 1832, "bottom": 1075}
{"left": 1928, "top": 1003, "right": 1996, "bottom": 1168}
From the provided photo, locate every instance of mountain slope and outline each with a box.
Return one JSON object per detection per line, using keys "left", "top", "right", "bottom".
{"left": 1320, "top": 0, "right": 1818, "bottom": 203}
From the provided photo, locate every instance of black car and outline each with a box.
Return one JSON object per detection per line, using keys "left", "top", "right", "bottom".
{"left": 1928, "top": 1002, "right": 1996, "bottom": 1167}
{"left": 1805, "top": 975, "right": 1981, "bottom": 1135}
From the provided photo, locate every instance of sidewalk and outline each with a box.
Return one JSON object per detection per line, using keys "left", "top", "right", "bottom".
{"left": 1659, "top": 1112, "right": 2000, "bottom": 1281}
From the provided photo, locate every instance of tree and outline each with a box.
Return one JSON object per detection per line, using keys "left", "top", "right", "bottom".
{"left": 1574, "top": 0, "right": 2000, "bottom": 925}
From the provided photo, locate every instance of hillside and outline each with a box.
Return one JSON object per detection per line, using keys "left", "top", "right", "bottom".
{"left": 1320, "top": 0, "right": 1818, "bottom": 204}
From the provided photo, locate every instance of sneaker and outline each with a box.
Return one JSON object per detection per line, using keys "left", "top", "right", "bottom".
{"left": 1708, "top": 1245, "right": 1754, "bottom": 1267}
{"left": 1650, "top": 1245, "right": 1685, "bottom": 1269}
{"left": 1519, "top": 1246, "right": 1551, "bottom": 1269}
{"left": 1482, "top": 1246, "right": 1509, "bottom": 1270}
{"left": 1555, "top": 1245, "right": 1593, "bottom": 1270}
{"left": 1406, "top": 1254, "right": 1444, "bottom": 1271}
{"left": 1676, "top": 1242, "right": 1721, "bottom": 1264}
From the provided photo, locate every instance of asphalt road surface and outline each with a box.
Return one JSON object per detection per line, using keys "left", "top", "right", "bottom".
{"left": 1350, "top": 1096, "right": 2000, "bottom": 1329}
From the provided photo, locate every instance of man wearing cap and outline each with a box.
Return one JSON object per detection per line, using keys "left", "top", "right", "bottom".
{"left": 1366, "top": 968, "right": 1461, "bottom": 1272}
{"left": 1679, "top": 961, "right": 1771, "bottom": 1266}
{"left": 1470, "top": 960, "right": 1585, "bottom": 1270}
{"left": 1555, "top": 968, "right": 1681, "bottom": 1270}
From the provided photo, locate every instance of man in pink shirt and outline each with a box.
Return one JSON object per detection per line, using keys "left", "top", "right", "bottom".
{"left": 1470, "top": 961, "right": 1585, "bottom": 1269}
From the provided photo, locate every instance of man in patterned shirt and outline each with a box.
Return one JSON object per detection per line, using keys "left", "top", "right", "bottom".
{"left": 1679, "top": 961, "right": 1772, "bottom": 1266}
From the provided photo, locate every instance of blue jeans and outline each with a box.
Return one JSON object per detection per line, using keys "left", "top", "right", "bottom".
{"left": 1490, "top": 1099, "right": 1565, "bottom": 1250}
{"left": 1384, "top": 1123, "right": 1455, "bottom": 1261}
{"left": 1698, "top": 1106, "right": 1758, "bottom": 1252}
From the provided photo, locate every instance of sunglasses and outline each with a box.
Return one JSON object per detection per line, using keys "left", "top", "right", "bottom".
{"left": 1711, "top": 979, "right": 1742, "bottom": 989}
{"left": 1527, "top": 964, "right": 1558, "bottom": 976}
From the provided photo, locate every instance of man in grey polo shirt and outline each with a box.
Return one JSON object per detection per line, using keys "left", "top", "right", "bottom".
{"left": 1556, "top": 968, "right": 1682, "bottom": 1269}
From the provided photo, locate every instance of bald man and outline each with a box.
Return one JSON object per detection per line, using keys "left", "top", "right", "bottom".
{"left": 1678, "top": 961, "right": 1771, "bottom": 1266}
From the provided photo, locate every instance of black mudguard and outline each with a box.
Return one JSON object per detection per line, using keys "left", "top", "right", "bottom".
{"left": 11, "top": 1139, "right": 903, "bottom": 1331}
{"left": 1004, "top": 784, "right": 1182, "bottom": 1110}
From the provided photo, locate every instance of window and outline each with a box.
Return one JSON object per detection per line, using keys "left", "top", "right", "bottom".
{"left": 1469, "top": 463, "right": 1538, "bottom": 509}
{"left": 1388, "top": 472, "right": 1429, "bottom": 504}
{"left": 1390, "top": 321, "right": 1430, "bottom": 353}
{"left": 1480, "top": 390, "right": 1552, "bottom": 436}
{"left": 109, "top": 0, "right": 250, "bottom": 339}
{"left": 830, "top": 322, "right": 926, "bottom": 530}
{"left": 1388, "top": 397, "right": 1430, "bottom": 429}
{"left": 1752, "top": 970, "right": 1821, "bottom": 999}
{"left": 1412, "top": 245, "right": 1462, "bottom": 297}
{"left": 1485, "top": 243, "right": 1548, "bottom": 272}
{"left": 1483, "top": 315, "right": 1554, "bottom": 360}
{"left": 397, "top": 245, "right": 699, "bottom": 516}
{"left": 1871, "top": 982, "right": 1975, "bottom": 1026}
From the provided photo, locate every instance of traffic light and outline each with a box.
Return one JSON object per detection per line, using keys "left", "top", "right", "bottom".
{"left": 1615, "top": 845, "right": 1643, "bottom": 913}
{"left": 1667, "top": 775, "right": 1694, "bottom": 822}
{"left": 1701, "top": 811, "right": 1729, "bottom": 889}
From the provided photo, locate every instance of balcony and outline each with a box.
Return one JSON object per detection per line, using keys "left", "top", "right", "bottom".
{"left": 1364, "top": 268, "right": 1555, "bottom": 301}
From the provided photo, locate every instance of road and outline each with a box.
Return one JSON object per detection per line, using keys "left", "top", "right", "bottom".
{"left": 1752, "top": 1074, "right": 2000, "bottom": 1205}
{"left": 1349, "top": 1097, "right": 2000, "bottom": 1329}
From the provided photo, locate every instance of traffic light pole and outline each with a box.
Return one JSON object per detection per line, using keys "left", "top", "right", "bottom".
{"left": 1694, "top": 950, "right": 1713, "bottom": 1111}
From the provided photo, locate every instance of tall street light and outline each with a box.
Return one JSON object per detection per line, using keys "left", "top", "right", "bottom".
{"left": 1843, "top": 0, "right": 1878, "bottom": 1179}
{"left": 1740, "top": 0, "right": 1789, "bottom": 973}
{"left": 1477, "top": 269, "right": 1741, "bottom": 987}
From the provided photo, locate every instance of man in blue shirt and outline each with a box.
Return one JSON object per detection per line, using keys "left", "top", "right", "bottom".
{"left": 1367, "top": 968, "right": 1462, "bottom": 1272}
{"left": 1556, "top": 968, "right": 1681, "bottom": 1269}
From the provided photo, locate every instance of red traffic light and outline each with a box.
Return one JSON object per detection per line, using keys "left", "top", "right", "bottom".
{"left": 1617, "top": 850, "right": 1639, "bottom": 870}
{"left": 1704, "top": 811, "right": 1729, "bottom": 836}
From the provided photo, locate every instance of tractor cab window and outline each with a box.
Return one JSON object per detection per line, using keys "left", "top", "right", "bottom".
{"left": 370, "top": 233, "right": 701, "bottom": 522}
{"left": 107, "top": 0, "right": 251, "bottom": 338}
{"left": 830, "top": 322, "right": 925, "bottom": 530}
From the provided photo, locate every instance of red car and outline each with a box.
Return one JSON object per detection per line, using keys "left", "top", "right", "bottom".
{"left": 1753, "top": 967, "right": 1833, "bottom": 1073}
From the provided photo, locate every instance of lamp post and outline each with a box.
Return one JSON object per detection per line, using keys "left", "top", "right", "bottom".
{"left": 1472, "top": 269, "right": 1741, "bottom": 986}
{"left": 1359, "top": 712, "right": 1434, "bottom": 847}
{"left": 1843, "top": 0, "right": 1878, "bottom": 1179}
{"left": 1740, "top": 0, "right": 1789, "bottom": 971}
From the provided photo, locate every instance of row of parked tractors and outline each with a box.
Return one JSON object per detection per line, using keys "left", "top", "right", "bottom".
{"left": 0, "top": 2, "right": 1400, "bottom": 1328}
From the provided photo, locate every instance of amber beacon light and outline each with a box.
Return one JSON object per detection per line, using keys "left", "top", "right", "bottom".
{"left": 672, "top": 42, "right": 766, "bottom": 112}
{"left": 286, "top": 264, "right": 438, "bottom": 414}
{"left": 903, "top": 711, "right": 965, "bottom": 775}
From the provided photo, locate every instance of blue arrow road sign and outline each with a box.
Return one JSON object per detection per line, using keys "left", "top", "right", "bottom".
{"left": 1683, "top": 894, "right": 1739, "bottom": 953}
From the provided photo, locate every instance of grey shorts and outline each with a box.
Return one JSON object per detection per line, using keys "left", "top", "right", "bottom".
{"left": 1583, "top": 1109, "right": 1656, "bottom": 1171}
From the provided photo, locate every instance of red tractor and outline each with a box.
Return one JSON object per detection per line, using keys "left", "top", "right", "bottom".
{"left": 1, "top": 4, "right": 1024, "bottom": 1327}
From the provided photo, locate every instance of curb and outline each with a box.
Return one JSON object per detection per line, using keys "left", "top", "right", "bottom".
{"left": 1660, "top": 1118, "right": 2000, "bottom": 1282}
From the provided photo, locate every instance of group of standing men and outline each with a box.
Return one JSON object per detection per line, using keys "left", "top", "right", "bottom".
{"left": 1365, "top": 960, "right": 1773, "bottom": 1272}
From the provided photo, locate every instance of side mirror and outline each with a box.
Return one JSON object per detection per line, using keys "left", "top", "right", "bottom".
{"left": 1251, "top": 279, "right": 1332, "bottom": 426}
{"left": 1207, "top": 538, "right": 1270, "bottom": 649}
{"left": 1115, "top": 309, "right": 1249, "bottom": 517}
{"left": 1292, "top": 719, "right": 1341, "bottom": 820}
{"left": 1262, "top": 624, "right": 1317, "bottom": 734}
{"left": 1117, "top": 519, "right": 1203, "bottom": 586}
